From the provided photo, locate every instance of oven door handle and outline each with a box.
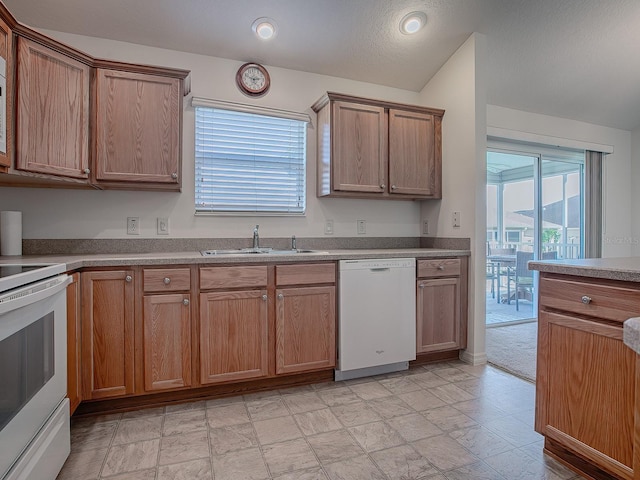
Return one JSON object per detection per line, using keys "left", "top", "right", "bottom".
{"left": 0, "top": 275, "right": 71, "bottom": 316}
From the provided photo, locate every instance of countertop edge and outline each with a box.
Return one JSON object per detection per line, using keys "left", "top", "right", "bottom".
{"left": 1, "top": 248, "right": 471, "bottom": 271}
{"left": 623, "top": 317, "right": 640, "bottom": 355}
{"left": 529, "top": 258, "right": 640, "bottom": 283}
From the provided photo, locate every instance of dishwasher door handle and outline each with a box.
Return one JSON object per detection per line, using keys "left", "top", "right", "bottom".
{"left": 369, "top": 267, "right": 390, "bottom": 272}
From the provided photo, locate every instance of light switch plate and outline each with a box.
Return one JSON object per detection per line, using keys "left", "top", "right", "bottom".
{"left": 357, "top": 219, "right": 366, "bottom": 235}
{"left": 157, "top": 217, "right": 169, "bottom": 235}
{"left": 127, "top": 217, "right": 140, "bottom": 235}
{"left": 324, "top": 219, "right": 334, "bottom": 235}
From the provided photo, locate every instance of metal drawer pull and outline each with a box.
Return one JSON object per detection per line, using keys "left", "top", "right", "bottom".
{"left": 163, "top": 277, "right": 171, "bottom": 285}
{"left": 171, "top": 173, "right": 178, "bottom": 179}
{"left": 183, "top": 298, "right": 189, "bottom": 306}
{"left": 262, "top": 294, "right": 268, "bottom": 301}
{"left": 419, "top": 284, "right": 425, "bottom": 289}
{"left": 437, "top": 265, "right": 445, "bottom": 271}
{"left": 380, "top": 184, "right": 385, "bottom": 189}
{"left": 278, "top": 293, "right": 284, "bottom": 300}
{"left": 581, "top": 295, "right": 592, "bottom": 304}
{"left": 125, "top": 275, "right": 132, "bottom": 283}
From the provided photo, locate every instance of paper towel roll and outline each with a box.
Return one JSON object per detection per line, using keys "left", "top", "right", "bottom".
{"left": 1, "top": 211, "right": 22, "bottom": 256}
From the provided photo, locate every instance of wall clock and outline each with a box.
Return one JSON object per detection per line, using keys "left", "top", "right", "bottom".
{"left": 236, "top": 62, "right": 270, "bottom": 97}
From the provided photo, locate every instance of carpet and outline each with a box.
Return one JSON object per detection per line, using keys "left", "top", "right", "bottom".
{"left": 486, "top": 320, "right": 537, "bottom": 383}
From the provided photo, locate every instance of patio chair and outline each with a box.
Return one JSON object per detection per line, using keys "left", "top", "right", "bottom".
{"left": 487, "top": 246, "right": 516, "bottom": 303}
{"left": 510, "top": 251, "right": 557, "bottom": 310}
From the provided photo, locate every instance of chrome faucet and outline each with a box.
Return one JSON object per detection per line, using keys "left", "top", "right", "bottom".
{"left": 253, "top": 225, "right": 260, "bottom": 249}
{"left": 291, "top": 235, "right": 297, "bottom": 250}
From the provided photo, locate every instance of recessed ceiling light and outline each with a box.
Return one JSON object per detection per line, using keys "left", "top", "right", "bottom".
{"left": 252, "top": 17, "right": 277, "bottom": 40}
{"left": 400, "top": 11, "right": 427, "bottom": 35}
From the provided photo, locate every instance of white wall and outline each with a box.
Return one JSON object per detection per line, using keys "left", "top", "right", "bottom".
{"left": 487, "top": 105, "right": 633, "bottom": 258}
{"left": 418, "top": 33, "right": 488, "bottom": 364}
{"left": 0, "top": 30, "right": 429, "bottom": 240}
{"left": 632, "top": 127, "right": 640, "bottom": 256}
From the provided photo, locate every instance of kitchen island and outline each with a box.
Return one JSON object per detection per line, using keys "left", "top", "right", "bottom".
{"left": 529, "top": 257, "right": 640, "bottom": 480}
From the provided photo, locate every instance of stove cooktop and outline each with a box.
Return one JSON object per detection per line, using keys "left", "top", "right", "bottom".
{"left": 0, "top": 263, "right": 67, "bottom": 293}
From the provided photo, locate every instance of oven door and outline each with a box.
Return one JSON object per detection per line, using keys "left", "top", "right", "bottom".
{"left": 0, "top": 275, "right": 70, "bottom": 479}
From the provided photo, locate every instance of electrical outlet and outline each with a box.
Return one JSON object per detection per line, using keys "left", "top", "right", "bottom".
{"left": 157, "top": 217, "right": 169, "bottom": 235}
{"left": 357, "top": 219, "right": 366, "bottom": 235}
{"left": 422, "top": 220, "right": 429, "bottom": 235}
{"left": 324, "top": 219, "right": 334, "bottom": 235}
{"left": 127, "top": 217, "right": 140, "bottom": 235}
{"left": 452, "top": 211, "right": 461, "bottom": 228}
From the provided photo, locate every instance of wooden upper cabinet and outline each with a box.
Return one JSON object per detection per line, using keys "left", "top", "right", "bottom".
{"left": 332, "top": 101, "right": 386, "bottom": 193}
{"left": 16, "top": 37, "right": 90, "bottom": 179}
{"left": 94, "top": 69, "right": 181, "bottom": 185}
{"left": 389, "top": 109, "right": 440, "bottom": 198}
{"left": 0, "top": 14, "right": 13, "bottom": 171}
{"left": 312, "top": 92, "right": 444, "bottom": 199}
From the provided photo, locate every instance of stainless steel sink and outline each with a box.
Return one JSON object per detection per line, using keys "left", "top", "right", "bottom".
{"left": 200, "top": 248, "right": 327, "bottom": 256}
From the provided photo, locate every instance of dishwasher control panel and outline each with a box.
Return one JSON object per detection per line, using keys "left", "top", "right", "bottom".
{"left": 339, "top": 258, "right": 415, "bottom": 270}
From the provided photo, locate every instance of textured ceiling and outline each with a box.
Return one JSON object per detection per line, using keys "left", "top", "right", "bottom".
{"left": 5, "top": 0, "right": 640, "bottom": 131}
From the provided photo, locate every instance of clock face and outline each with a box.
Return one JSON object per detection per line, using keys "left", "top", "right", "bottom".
{"left": 237, "top": 63, "right": 270, "bottom": 96}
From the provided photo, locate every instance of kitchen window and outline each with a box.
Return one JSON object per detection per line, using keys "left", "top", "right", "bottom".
{"left": 193, "top": 98, "right": 309, "bottom": 214}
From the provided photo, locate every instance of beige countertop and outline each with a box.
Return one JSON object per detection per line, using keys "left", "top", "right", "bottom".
{"left": 528, "top": 256, "right": 640, "bottom": 282}
{"left": 0, "top": 248, "right": 470, "bottom": 270}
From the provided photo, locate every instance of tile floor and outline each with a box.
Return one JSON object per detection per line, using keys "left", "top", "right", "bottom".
{"left": 57, "top": 361, "right": 584, "bottom": 480}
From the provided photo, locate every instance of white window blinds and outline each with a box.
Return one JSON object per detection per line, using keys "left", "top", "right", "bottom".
{"left": 195, "top": 105, "right": 307, "bottom": 214}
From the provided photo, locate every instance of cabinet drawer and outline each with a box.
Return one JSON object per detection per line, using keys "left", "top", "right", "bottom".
{"left": 539, "top": 276, "right": 640, "bottom": 324}
{"left": 200, "top": 266, "right": 268, "bottom": 290}
{"left": 417, "top": 258, "right": 461, "bottom": 278}
{"left": 276, "top": 263, "right": 336, "bottom": 286}
{"left": 143, "top": 268, "right": 191, "bottom": 292}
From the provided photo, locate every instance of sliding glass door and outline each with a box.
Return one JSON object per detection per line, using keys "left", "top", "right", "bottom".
{"left": 486, "top": 147, "right": 584, "bottom": 325}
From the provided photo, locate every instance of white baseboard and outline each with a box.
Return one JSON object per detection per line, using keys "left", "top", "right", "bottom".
{"left": 459, "top": 350, "right": 487, "bottom": 366}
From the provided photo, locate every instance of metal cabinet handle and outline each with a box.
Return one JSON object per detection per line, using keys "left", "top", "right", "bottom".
{"left": 419, "top": 284, "right": 425, "bottom": 289}
{"left": 125, "top": 275, "right": 132, "bottom": 283}
{"left": 183, "top": 298, "right": 190, "bottom": 306}
{"left": 437, "top": 265, "right": 445, "bottom": 271}
{"left": 278, "top": 293, "right": 284, "bottom": 300}
{"left": 380, "top": 184, "right": 386, "bottom": 190}
{"left": 171, "top": 173, "right": 178, "bottom": 179}
{"left": 262, "top": 294, "right": 268, "bottom": 301}
{"left": 83, "top": 168, "right": 90, "bottom": 174}
{"left": 163, "top": 277, "right": 171, "bottom": 285}
{"left": 391, "top": 184, "right": 397, "bottom": 190}
{"left": 581, "top": 295, "right": 592, "bottom": 304}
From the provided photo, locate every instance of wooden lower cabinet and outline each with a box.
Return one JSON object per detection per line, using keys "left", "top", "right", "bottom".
{"left": 415, "top": 258, "right": 466, "bottom": 355}
{"left": 199, "top": 290, "right": 269, "bottom": 384}
{"left": 142, "top": 293, "right": 191, "bottom": 392}
{"left": 275, "top": 286, "right": 336, "bottom": 374}
{"left": 536, "top": 274, "right": 638, "bottom": 479}
{"left": 81, "top": 270, "right": 135, "bottom": 400}
{"left": 66, "top": 272, "right": 82, "bottom": 414}
{"left": 416, "top": 277, "right": 461, "bottom": 353}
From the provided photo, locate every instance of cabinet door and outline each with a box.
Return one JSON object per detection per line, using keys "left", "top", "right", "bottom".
{"left": 275, "top": 286, "right": 336, "bottom": 374}
{"left": 16, "top": 37, "right": 90, "bottom": 179}
{"left": 416, "top": 277, "right": 461, "bottom": 353}
{"left": 0, "top": 15, "right": 12, "bottom": 170}
{"left": 199, "top": 290, "right": 268, "bottom": 384}
{"left": 66, "top": 272, "right": 81, "bottom": 414}
{"left": 332, "top": 101, "right": 386, "bottom": 193}
{"left": 143, "top": 293, "right": 191, "bottom": 392}
{"left": 81, "top": 270, "right": 135, "bottom": 399}
{"left": 389, "top": 109, "right": 439, "bottom": 197}
{"left": 95, "top": 69, "right": 180, "bottom": 184}
{"left": 536, "top": 310, "right": 635, "bottom": 479}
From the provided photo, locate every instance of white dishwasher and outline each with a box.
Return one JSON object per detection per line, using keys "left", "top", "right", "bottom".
{"left": 336, "top": 258, "right": 416, "bottom": 380}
